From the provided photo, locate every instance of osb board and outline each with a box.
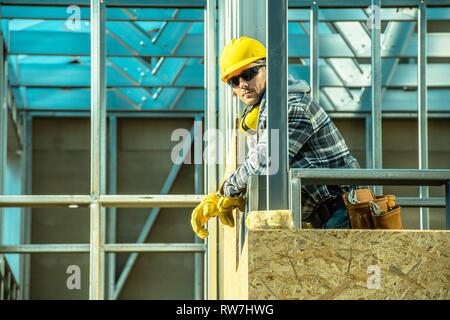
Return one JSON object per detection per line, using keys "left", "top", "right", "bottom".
{"left": 247, "top": 229, "right": 450, "bottom": 300}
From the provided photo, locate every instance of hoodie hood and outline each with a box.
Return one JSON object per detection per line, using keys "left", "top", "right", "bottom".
{"left": 288, "top": 75, "right": 311, "bottom": 94}
{"left": 251, "top": 75, "right": 310, "bottom": 110}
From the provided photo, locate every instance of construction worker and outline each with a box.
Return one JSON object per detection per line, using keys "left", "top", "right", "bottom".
{"left": 191, "top": 36, "right": 361, "bottom": 239}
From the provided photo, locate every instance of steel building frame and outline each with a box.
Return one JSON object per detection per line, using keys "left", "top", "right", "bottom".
{"left": 1, "top": 0, "right": 450, "bottom": 300}
{"left": 0, "top": 0, "right": 209, "bottom": 300}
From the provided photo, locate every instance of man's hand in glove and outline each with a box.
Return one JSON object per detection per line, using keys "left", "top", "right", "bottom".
{"left": 190, "top": 193, "right": 220, "bottom": 240}
{"left": 217, "top": 195, "right": 246, "bottom": 229}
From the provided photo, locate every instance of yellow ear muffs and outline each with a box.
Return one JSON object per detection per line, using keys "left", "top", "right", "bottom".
{"left": 239, "top": 104, "right": 259, "bottom": 136}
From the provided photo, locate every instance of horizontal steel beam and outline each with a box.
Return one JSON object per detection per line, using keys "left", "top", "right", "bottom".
{"left": 12, "top": 87, "right": 450, "bottom": 112}
{"left": 3, "top": 0, "right": 450, "bottom": 8}
{"left": 9, "top": 33, "right": 450, "bottom": 58}
{"left": 4, "top": 6, "right": 450, "bottom": 21}
{"left": 0, "top": 0, "right": 207, "bottom": 7}
{"left": 20, "top": 110, "right": 450, "bottom": 119}
{"left": 25, "top": 111, "right": 202, "bottom": 118}
{"left": 9, "top": 31, "right": 203, "bottom": 57}
{"left": 99, "top": 195, "right": 203, "bottom": 207}
{"left": 0, "top": 195, "right": 91, "bottom": 207}
{"left": 289, "top": 8, "right": 450, "bottom": 21}
{"left": 1, "top": 6, "right": 204, "bottom": 21}
{"left": 12, "top": 87, "right": 205, "bottom": 111}
{"left": 104, "top": 244, "right": 205, "bottom": 252}
{"left": 11, "top": 63, "right": 450, "bottom": 88}
{"left": 289, "top": 0, "right": 450, "bottom": 7}
{"left": 0, "top": 244, "right": 90, "bottom": 253}
{"left": 0, "top": 194, "right": 203, "bottom": 208}
{"left": 0, "top": 243, "right": 205, "bottom": 253}
{"left": 291, "top": 169, "right": 450, "bottom": 186}
{"left": 397, "top": 197, "right": 446, "bottom": 208}
{"left": 287, "top": 64, "right": 450, "bottom": 88}
{"left": 288, "top": 34, "right": 450, "bottom": 58}
{"left": 0, "top": 191, "right": 444, "bottom": 211}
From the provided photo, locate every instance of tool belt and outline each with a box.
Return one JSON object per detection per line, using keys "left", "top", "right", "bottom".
{"left": 305, "top": 194, "right": 346, "bottom": 228}
{"left": 342, "top": 188, "right": 403, "bottom": 229}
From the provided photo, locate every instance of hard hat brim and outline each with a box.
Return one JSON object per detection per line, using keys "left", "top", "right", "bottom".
{"left": 221, "top": 55, "right": 266, "bottom": 82}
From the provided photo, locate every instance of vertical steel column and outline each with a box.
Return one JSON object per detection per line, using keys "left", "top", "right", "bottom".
{"left": 20, "top": 113, "right": 32, "bottom": 300}
{"left": 90, "top": 0, "right": 106, "bottom": 300}
{"left": 218, "top": 1, "right": 226, "bottom": 183}
{"left": 239, "top": 0, "right": 265, "bottom": 43}
{"left": 107, "top": 115, "right": 117, "bottom": 299}
{"left": 266, "top": 0, "right": 289, "bottom": 210}
{"left": 289, "top": 174, "right": 302, "bottom": 229}
{"left": 194, "top": 116, "right": 203, "bottom": 300}
{"left": 310, "top": 1, "right": 319, "bottom": 101}
{"left": 0, "top": 29, "right": 6, "bottom": 219}
{"left": 0, "top": 32, "right": 6, "bottom": 286}
{"left": 371, "top": 0, "right": 383, "bottom": 195}
{"left": 446, "top": 180, "right": 450, "bottom": 230}
{"left": 365, "top": 115, "right": 373, "bottom": 169}
{"left": 418, "top": 1, "right": 429, "bottom": 230}
{"left": 205, "top": 0, "right": 218, "bottom": 300}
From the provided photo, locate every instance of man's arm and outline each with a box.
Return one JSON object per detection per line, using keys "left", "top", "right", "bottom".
{"left": 222, "top": 94, "right": 315, "bottom": 197}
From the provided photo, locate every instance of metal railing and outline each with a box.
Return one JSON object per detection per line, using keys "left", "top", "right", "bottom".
{"left": 289, "top": 168, "right": 450, "bottom": 229}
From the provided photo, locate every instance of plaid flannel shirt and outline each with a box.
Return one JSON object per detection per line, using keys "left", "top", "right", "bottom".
{"left": 222, "top": 77, "right": 360, "bottom": 217}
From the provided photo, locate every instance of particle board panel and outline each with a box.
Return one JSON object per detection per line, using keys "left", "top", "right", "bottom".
{"left": 247, "top": 229, "right": 450, "bottom": 300}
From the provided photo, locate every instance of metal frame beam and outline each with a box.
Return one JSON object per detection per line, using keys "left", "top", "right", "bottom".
{"left": 288, "top": 0, "right": 450, "bottom": 7}
{"left": 3, "top": 0, "right": 450, "bottom": 7}
{"left": 371, "top": 0, "right": 382, "bottom": 197}
{"left": 290, "top": 168, "right": 450, "bottom": 185}
{"left": 193, "top": 115, "right": 203, "bottom": 300}
{"left": 20, "top": 113, "right": 32, "bottom": 300}
{"left": 100, "top": 195, "right": 203, "bottom": 207}
{"left": 310, "top": 1, "right": 319, "bottom": 100}
{"left": 266, "top": 0, "right": 289, "bottom": 210}
{"left": 418, "top": 1, "right": 429, "bottom": 230}
{"left": 397, "top": 197, "right": 445, "bottom": 207}
{"left": 205, "top": 0, "right": 218, "bottom": 301}
{"left": 0, "top": 23, "right": 6, "bottom": 219}
{"left": 0, "top": 244, "right": 206, "bottom": 253}
{"left": 0, "top": 6, "right": 204, "bottom": 21}
{"left": 0, "top": 194, "right": 203, "bottom": 208}
{"left": 107, "top": 114, "right": 117, "bottom": 300}
{"left": 447, "top": 180, "right": 450, "bottom": 229}
{"left": 89, "top": 0, "right": 107, "bottom": 300}
{"left": 20, "top": 110, "right": 450, "bottom": 119}
{"left": 0, "top": 0, "right": 207, "bottom": 7}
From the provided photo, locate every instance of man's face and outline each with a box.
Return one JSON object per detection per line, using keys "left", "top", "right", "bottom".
{"left": 229, "top": 63, "right": 266, "bottom": 106}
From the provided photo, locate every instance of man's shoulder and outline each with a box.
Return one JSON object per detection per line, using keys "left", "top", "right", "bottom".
{"left": 288, "top": 91, "right": 309, "bottom": 109}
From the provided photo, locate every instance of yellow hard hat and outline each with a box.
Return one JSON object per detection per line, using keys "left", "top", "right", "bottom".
{"left": 219, "top": 36, "right": 266, "bottom": 82}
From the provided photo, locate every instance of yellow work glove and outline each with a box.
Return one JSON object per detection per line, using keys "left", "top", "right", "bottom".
{"left": 217, "top": 195, "right": 246, "bottom": 228}
{"left": 190, "top": 193, "right": 220, "bottom": 240}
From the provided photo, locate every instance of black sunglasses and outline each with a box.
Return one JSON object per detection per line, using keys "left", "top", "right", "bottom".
{"left": 227, "top": 65, "right": 265, "bottom": 88}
